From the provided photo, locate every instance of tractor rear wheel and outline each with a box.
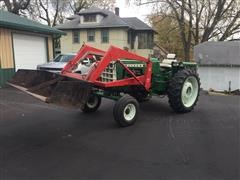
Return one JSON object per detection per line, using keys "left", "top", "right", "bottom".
{"left": 113, "top": 95, "right": 139, "bottom": 127}
{"left": 81, "top": 94, "right": 101, "bottom": 113}
{"left": 167, "top": 69, "right": 200, "bottom": 113}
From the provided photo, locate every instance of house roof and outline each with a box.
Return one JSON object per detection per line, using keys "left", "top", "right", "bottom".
{"left": 55, "top": 7, "right": 153, "bottom": 31}
{"left": 194, "top": 41, "right": 240, "bottom": 66}
{"left": 0, "top": 10, "right": 65, "bottom": 36}
{"left": 121, "top": 17, "right": 152, "bottom": 30}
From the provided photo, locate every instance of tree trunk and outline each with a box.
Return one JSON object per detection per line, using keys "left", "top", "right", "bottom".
{"left": 183, "top": 42, "right": 191, "bottom": 61}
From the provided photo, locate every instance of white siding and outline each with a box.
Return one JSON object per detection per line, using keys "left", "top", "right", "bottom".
{"left": 198, "top": 66, "right": 240, "bottom": 91}
{"left": 13, "top": 33, "right": 47, "bottom": 70}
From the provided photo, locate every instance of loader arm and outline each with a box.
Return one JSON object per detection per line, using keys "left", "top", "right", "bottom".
{"left": 62, "top": 45, "right": 152, "bottom": 91}
{"left": 61, "top": 44, "right": 106, "bottom": 74}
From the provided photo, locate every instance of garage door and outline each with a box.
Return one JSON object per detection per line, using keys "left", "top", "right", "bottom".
{"left": 13, "top": 34, "right": 47, "bottom": 70}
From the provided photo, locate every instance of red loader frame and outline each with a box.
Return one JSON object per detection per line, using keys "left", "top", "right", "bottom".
{"left": 61, "top": 44, "right": 153, "bottom": 91}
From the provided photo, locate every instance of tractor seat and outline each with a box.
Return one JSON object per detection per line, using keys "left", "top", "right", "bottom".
{"left": 160, "top": 54, "right": 177, "bottom": 68}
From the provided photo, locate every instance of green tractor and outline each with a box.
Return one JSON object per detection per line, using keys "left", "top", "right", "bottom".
{"left": 9, "top": 45, "right": 200, "bottom": 127}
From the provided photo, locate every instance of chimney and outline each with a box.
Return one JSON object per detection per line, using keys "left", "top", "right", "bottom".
{"left": 115, "top": 7, "right": 119, "bottom": 16}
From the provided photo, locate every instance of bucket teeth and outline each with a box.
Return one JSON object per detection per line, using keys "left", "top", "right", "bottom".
{"left": 9, "top": 69, "right": 92, "bottom": 108}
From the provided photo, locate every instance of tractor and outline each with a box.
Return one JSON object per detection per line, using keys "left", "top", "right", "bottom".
{"left": 9, "top": 45, "right": 200, "bottom": 127}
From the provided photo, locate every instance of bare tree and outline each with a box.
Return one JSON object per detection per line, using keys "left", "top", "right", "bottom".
{"left": 134, "top": 0, "right": 240, "bottom": 60}
{"left": 25, "top": 0, "right": 115, "bottom": 26}
{"left": 0, "top": 0, "right": 31, "bottom": 14}
{"left": 69, "top": 0, "right": 89, "bottom": 14}
{"left": 93, "top": 0, "right": 116, "bottom": 10}
{"left": 190, "top": 0, "right": 240, "bottom": 43}
{"left": 26, "top": 0, "right": 71, "bottom": 27}
{"left": 150, "top": 15, "right": 186, "bottom": 59}
{"left": 70, "top": 0, "right": 116, "bottom": 14}
{"left": 37, "top": 0, "right": 60, "bottom": 27}
{"left": 0, "top": 0, "right": 116, "bottom": 25}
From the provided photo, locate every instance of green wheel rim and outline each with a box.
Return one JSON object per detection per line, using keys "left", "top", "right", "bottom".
{"left": 181, "top": 76, "right": 199, "bottom": 108}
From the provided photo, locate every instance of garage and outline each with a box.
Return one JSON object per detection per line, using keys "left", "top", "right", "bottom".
{"left": 0, "top": 10, "right": 65, "bottom": 87}
{"left": 13, "top": 34, "right": 48, "bottom": 70}
{"left": 194, "top": 41, "right": 240, "bottom": 91}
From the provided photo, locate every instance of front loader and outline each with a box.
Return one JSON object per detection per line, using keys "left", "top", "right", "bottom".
{"left": 9, "top": 44, "right": 200, "bottom": 127}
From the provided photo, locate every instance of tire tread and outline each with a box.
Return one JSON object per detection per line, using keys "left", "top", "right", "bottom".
{"left": 113, "top": 95, "right": 139, "bottom": 127}
{"left": 167, "top": 69, "right": 200, "bottom": 113}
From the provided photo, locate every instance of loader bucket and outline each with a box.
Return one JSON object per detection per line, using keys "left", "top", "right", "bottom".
{"left": 8, "top": 69, "right": 92, "bottom": 108}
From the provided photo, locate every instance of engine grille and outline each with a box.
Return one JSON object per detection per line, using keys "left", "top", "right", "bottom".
{"left": 101, "top": 62, "right": 117, "bottom": 82}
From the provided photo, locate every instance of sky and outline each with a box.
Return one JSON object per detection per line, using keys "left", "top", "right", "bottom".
{"left": 115, "top": 0, "right": 153, "bottom": 23}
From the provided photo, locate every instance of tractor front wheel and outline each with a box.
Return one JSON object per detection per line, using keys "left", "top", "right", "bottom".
{"left": 167, "top": 69, "right": 200, "bottom": 113}
{"left": 113, "top": 95, "right": 139, "bottom": 127}
{"left": 81, "top": 94, "right": 101, "bottom": 113}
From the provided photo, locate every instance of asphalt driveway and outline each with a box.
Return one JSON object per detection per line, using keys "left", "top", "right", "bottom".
{"left": 0, "top": 86, "right": 239, "bottom": 180}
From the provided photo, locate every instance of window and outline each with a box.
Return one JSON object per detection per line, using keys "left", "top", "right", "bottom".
{"left": 127, "top": 30, "right": 136, "bottom": 49}
{"left": 127, "top": 30, "right": 131, "bottom": 44}
{"left": 54, "top": 54, "right": 75, "bottom": 62}
{"left": 87, "top": 30, "right": 95, "bottom": 42}
{"left": 72, "top": 30, "right": 80, "bottom": 43}
{"left": 138, "top": 32, "right": 153, "bottom": 49}
{"left": 101, "top": 29, "right": 109, "bottom": 43}
{"left": 84, "top": 15, "right": 96, "bottom": 22}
